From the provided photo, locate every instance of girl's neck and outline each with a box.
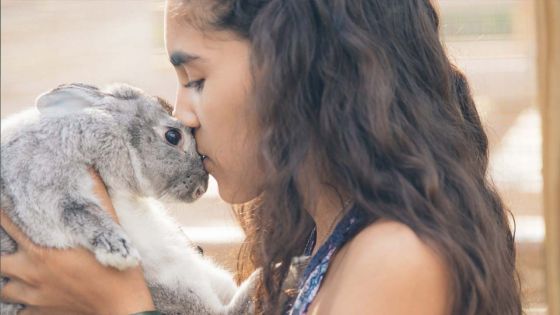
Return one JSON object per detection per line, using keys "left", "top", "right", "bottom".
{"left": 305, "top": 185, "right": 351, "bottom": 256}
{"left": 298, "top": 157, "right": 351, "bottom": 255}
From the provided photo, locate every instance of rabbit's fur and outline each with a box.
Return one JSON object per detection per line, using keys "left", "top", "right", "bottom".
{"left": 0, "top": 83, "right": 256, "bottom": 315}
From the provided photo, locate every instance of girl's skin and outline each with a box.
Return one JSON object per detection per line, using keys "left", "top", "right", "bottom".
{"left": 0, "top": 2, "right": 451, "bottom": 314}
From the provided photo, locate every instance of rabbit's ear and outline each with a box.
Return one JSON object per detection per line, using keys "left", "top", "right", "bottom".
{"left": 35, "top": 83, "right": 104, "bottom": 114}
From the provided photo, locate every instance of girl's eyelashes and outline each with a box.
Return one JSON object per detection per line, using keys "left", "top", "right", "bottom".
{"left": 184, "top": 79, "right": 205, "bottom": 92}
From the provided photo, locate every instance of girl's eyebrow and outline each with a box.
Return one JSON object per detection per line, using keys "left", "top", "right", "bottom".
{"left": 169, "top": 51, "right": 202, "bottom": 67}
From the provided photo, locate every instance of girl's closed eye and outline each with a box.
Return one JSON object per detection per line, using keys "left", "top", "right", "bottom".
{"left": 184, "top": 79, "right": 205, "bottom": 92}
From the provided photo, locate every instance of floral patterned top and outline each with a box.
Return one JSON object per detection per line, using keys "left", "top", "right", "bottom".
{"left": 287, "top": 205, "right": 369, "bottom": 315}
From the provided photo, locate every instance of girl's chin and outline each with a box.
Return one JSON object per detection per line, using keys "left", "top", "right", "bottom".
{"left": 216, "top": 183, "right": 260, "bottom": 205}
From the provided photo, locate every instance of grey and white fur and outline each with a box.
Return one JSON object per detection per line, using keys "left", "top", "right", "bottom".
{"left": 0, "top": 83, "right": 257, "bottom": 315}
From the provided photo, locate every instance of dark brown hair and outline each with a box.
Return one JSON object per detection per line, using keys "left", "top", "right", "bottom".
{"left": 177, "top": 0, "right": 522, "bottom": 314}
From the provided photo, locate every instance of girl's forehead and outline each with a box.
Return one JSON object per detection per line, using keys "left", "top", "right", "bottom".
{"left": 165, "top": 17, "right": 248, "bottom": 67}
{"left": 165, "top": 8, "right": 236, "bottom": 49}
{"left": 165, "top": 25, "right": 233, "bottom": 65}
{"left": 165, "top": 0, "right": 217, "bottom": 32}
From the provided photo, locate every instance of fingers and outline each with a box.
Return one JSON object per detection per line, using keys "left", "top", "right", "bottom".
{"left": 87, "top": 167, "right": 119, "bottom": 223}
{"left": 0, "top": 251, "right": 22, "bottom": 278}
{"left": 0, "top": 252, "right": 39, "bottom": 286}
{"left": 0, "top": 278, "right": 37, "bottom": 305}
{"left": 0, "top": 211, "right": 36, "bottom": 252}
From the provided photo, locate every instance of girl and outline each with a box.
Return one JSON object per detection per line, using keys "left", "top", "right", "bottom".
{"left": 0, "top": 0, "right": 522, "bottom": 314}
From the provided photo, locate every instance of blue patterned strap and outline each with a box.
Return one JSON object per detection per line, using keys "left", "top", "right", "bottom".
{"left": 289, "top": 206, "right": 368, "bottom": 315}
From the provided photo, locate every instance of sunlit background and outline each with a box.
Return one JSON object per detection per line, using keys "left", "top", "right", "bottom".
{"left": 0, "top": 0, "right": 547, "bottom": 313}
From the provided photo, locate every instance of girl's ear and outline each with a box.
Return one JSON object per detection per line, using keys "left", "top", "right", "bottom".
{"left": 35, "top": 83, "right": 104, "bottom": 114}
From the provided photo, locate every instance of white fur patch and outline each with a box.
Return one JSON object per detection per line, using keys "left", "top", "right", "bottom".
{"left": 95, "top": 247, "right": 141, "bottom": 271}
{"left": 111, "top": 194, "right": 239, "bottom": 311}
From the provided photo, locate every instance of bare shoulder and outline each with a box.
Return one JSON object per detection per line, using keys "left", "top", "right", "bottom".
{"left": 349, "top": 219, "right": 443, "bottom": 266}
{"left": 308, "top": 219, "right": 452, "bottom": 315}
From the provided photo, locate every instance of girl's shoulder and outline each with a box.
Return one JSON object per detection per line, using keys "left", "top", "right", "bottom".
{"left": 307, "top": 219, "right": 452, "bottom": 315}
{"left": 347, "top": 219, "right": 440, "bottom": 261}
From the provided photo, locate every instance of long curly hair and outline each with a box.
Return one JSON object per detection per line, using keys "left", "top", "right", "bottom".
{"left": 175, "top": 0, "right": 523, "bottom": 314}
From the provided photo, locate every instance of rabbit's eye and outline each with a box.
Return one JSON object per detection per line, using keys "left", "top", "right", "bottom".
{"left": 165, "top": 129, "right": 182, "bottom": 146}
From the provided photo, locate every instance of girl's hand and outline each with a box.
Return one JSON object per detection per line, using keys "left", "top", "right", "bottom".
{"left": 0, "top": 168, "right": 155, "bottom": 315}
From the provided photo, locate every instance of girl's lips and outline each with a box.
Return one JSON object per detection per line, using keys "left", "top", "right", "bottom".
{"left": 198, "top": 153, "right": 207, "bottom": 163}
{"left": 202, "top": 155, "right": 211, "bottom": 171}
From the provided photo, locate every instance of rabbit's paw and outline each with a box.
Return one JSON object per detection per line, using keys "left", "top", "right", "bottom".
{"left": 91, "top": 231, "right": 140, "bottom": 270}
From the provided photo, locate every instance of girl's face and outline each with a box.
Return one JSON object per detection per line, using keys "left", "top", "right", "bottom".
{"left": 164, "top": 2, "right": 264, "bottom": 204}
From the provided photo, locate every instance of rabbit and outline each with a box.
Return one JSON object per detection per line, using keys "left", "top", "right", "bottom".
{"left": 0, "top": 83, "right": 257, "bottom": 315}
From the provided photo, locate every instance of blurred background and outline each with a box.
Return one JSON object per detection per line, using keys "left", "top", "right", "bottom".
{"left": 0, "top": 0, "right": 549, "bottom": 313}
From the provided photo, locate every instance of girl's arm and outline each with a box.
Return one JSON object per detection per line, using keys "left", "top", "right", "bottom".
{"left": 0, "top": 169, "right": 155, "bottom": 315}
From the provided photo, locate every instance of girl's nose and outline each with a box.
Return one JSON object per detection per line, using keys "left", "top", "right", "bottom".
{"left": 173, "top": 108, "right": 200, "bottom": 128}
{"left": 173, "top": 93, "right": 200, "bottom": 129}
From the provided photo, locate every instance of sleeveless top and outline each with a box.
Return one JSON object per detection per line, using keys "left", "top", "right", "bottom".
{"left": 287, "top": 205, "right": 369, "bottom": 315}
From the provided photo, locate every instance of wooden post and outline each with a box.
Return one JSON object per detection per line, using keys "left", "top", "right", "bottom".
{"left": 535, "top": 0, "right": 560, "bottom": 314}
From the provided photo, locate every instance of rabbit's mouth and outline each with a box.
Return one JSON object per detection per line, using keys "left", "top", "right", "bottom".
{"left": 193, "top": 185, "right": 206, "bottom": 199}
{"left": 187, "top": 176, "right": 209, "bottom": 201}
{"left": 158, "top": 170, "right": 209, "bottom": 203}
